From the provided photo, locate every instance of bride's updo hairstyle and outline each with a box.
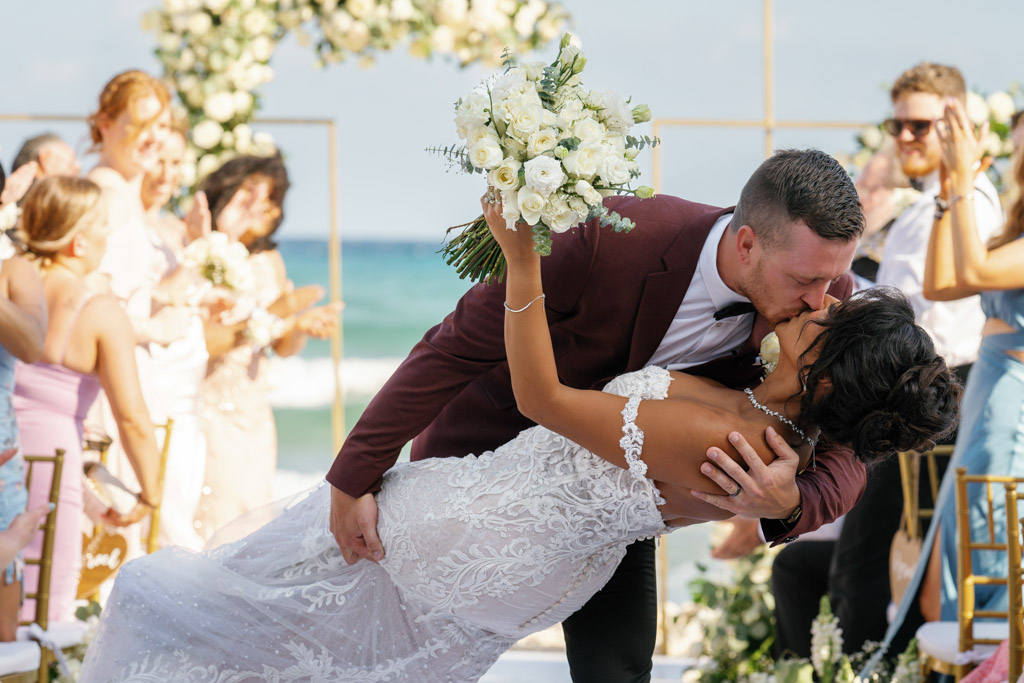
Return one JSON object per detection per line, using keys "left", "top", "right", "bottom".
{"left": 18, "top": 176, "right": 105, "bottom": 266}
{"left": 795, "top": 287, "right": 961, "bottom": 464}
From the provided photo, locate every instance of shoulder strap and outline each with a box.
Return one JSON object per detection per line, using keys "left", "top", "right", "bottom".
{"left": 58, "top": 294, "right": 98, "bottom": 365}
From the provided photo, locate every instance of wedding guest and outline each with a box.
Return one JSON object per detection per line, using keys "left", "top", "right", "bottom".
{"left": 11, "top": 133, "right": 81, "bottom": 179}
{"left": 83, "top": 70, "right": 190, "bottom": 559}
{"left": 14, "top": 176, "right": 162, "bottom": 623}
{"left": 193, "top": 154, "right": 340, "bottom": 541}
{"left": 138, "top": 123, "right": 209, "bottom": 551}
{"left": 917, "top": 97, "right": 1024, "bottom": 622}
{"left": 850, "top": 140, "right": 912, "bottom": 284}
{"left": 0, "top": 163, "right": 46, "bottom": 640}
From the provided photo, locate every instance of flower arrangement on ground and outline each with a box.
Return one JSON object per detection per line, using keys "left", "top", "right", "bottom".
{"left": 437, "top": 32, "right": 659, "bottom": 283}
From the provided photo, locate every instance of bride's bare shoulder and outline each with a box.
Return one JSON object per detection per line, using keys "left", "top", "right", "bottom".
{"left": 665, "top": 370, "right": 730, "bottom": 398}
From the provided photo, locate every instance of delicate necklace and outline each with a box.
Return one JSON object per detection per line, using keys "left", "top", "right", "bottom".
{"left": 743, "top": 388, "right": 817, "bottom": 447}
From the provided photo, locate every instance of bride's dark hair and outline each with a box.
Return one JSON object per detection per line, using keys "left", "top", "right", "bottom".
{"left": 795, "top": 287, "right": 961, "bottom": 464}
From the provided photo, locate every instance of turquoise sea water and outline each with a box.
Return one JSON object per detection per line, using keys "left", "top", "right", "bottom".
{"left": 274, "top": 238, "right": 713, "bottom": 604}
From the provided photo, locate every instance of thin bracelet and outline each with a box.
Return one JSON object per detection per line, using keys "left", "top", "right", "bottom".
{"left": 504, "top": 293, "right": 545, "bottom": 313}
{"left": 951, "top": 191, "right": 975, "bottom": 204}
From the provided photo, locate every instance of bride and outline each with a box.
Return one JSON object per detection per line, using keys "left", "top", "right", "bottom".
{"left": 80, "top": 195, "right": 960, "bottom": 682}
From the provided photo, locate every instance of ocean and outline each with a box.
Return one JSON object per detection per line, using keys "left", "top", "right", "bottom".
{"left": 272, "top": 239, "right": 714, "bottom": 605}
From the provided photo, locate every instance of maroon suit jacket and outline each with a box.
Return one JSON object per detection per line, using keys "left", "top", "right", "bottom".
{"left": 326, "top": 194, "right": 866, "bottom": 544}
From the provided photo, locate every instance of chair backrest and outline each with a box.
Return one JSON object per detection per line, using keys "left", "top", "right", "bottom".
{"left": 145, "top": 419, "right": 174, "bottom": 554}
{"left": 20, "top": 450, "right": 65, "bottom": 634}
{"left": 955, "top": 467, "right": 1024, "bottom": 656}
{"left": 897, "top": 445, "right": 954, "bottom": 539}
{"left": 1004, "top": 484, "right": 1024, "bottom": 682}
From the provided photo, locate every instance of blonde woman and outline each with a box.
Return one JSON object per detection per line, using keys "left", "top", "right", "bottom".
{"left": 13, "top": 177, "right": 161, "bottom": 623}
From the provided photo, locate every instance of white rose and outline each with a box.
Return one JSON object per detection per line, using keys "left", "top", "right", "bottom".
{"left": 527, "top": 128, "right": 559, "bottom": 156}
{"left": 987, "top": 91, "right": 1016, "bottom": 124}
{"left": 221, "top": 131, "right": 235, "bottom": 148}
{"left": 232, "top": 91, "right": 254, "bottom": 115}
{"left": 208, "top": 51, "right": 227, "bottom": 72}
{"left": 347, "top": 0, "right": 376, "bottom": 19}
{"left": 507, "top": 98, "right": 544, "bottom": 138}
{"left": 158, "top": 32, "right": 179, "bottom": 53}
{"left": 860, "top": 125, "right": 884, "bottom": 150}
{"left": 542, "top": 196, "right": 580, "bottom": 233}
{"left": 192, "top": 120, "right": 224, "bottom": 150}
{"left": 467, "top": 125, "right": 498, "bottom": 146}
{"left": 345, "top": 21, "right": 371, "bottom": 52}
{"left": 390, "top": 0, "right": 415, "bottom": 21}
{"left": 501, "top": 189, "right": 521, "bottom": 230}
{"left": 250, "top": 35, "right": 275, "bottom": 61}
{"left": 197, "top": 154, "right": 221, "bottom": 180}
{"left": 203, "top": 92, "right": 236, "bottom": 123}
{"left": 966, "top": 92, "right": 989, "bottom": 126}
{"left": 574, "top": 179, "right": 603, "bottom": 206}
{"left": 455, "top": 92, "right": 490, "bottom": 138}
{"left": 469, "top": 137, "right": 503, "bottom": 169}
{"left": 487, "top": 158, "right": 522, "bottom": 192}
{"left": 597, "top": 154, "right": 632, "bottom": 185}
{"left": 187, "top": 11, "right": 213, "bottom": 37}
{"left": 983, "top": 131, "right": 1003, "bottom": 157}
{"left": 573, "top": 117, "right": 604, "bottom": 144}
{"left": 517, "top": 186, "right": 546, "bottom": 225}
{"left": 233, "top": 123, "right": 254, "bottom": 148}
{"left": 523, "top": 156, "right": 566, "bottom": 197}
{"left": 436, "top": 0, "right": 467, "bottom": 24}
{"left": 205, "top": 0, "right": 230, "bottom": 12}
{"left": 178, "top": 73, "right": 199, "bottom": 93}
{"left": 252, "top": 131, "right": 276, "bottom": 156}
{"left": 562, "top": 143, "right": 600, "bottom": 180}
{"left": 430, "top": 24, "right": 455, "bottom": 53}
{"left": 241, "top": 9, "right": 271, "bottom": 35}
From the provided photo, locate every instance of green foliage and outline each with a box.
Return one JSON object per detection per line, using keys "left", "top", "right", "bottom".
{"left": 626, "top": 134, "right": 661, "bottom": 150}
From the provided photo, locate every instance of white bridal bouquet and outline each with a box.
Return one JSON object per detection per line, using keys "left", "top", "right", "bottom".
{"left": 182, "top": 231, "right": 254, "bottom": 292}
{"left": 438, "top": 33, "right": 659, "bottom": 283}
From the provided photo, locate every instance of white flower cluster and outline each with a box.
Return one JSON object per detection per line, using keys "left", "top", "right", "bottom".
{"left": 810, "top": 598, "right": 844, "bottom": 678}
{"left": 144, "top": 0, "right": 568, "bottom": 186}
{"left": 840, "top": 86, "right": 1020, "bottom": 190}
{"left": 182, "top": 231, "right": 254, "bottom": 291}
{"left": 245, "top": 307, "right": 286, "bottom": 347}
{"left": 454, "top": 33, "right": 655, "bottom": 251}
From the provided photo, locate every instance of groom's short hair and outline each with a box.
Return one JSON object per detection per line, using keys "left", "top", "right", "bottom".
{"left": 731, "top": 148, "right": 864, "bottom": 248}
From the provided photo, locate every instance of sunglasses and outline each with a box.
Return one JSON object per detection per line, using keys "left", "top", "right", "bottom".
{"left": 882, "top": 118, "right": 936, "bottom": 138}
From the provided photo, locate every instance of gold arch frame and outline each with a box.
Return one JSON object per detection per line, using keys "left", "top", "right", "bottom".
{"left": 0, "top": 113, "right": 347, "bottom": 453}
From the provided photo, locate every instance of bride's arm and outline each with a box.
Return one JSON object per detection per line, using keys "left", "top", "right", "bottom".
{"left": 485, "top": 199, "right": 771, "bottom": 493}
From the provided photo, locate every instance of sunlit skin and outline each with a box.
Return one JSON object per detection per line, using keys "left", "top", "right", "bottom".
{"left": 141, "top": 131, "right": 185, "bottom": 211}
{"left": 96, "top": 94, "right": 171, "bottom": 181}
{"left": 718, "top": 219, "right": 857, "bottom": 325}
{"left": 892, "top": 91, "right": 946, "bottom": 178}
{"left": 215, "top": 175, "right": 282, "bottom": 246}
{"left": 36, "top": 140, "right": 80, "bottom": 177}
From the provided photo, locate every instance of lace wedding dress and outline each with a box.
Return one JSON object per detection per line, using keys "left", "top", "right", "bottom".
{"left": 79, "top": 367, "right": 672, "bottom": 682}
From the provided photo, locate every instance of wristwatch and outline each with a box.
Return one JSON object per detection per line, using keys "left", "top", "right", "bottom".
{"left": 783, "top": 504, "right": 803, "bottom": 527}
{"left": 934, "top": 196, "right": 950, "bottom": 220}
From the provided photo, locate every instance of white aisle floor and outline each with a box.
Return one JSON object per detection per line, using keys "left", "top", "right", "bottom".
{"left": 482, "top": 651, "right": 696, "bottom": 682}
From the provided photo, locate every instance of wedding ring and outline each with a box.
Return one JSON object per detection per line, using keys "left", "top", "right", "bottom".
{"left": 483, "top": 189, "right": 498, "bottom": 204}
{"left": 729, "top": 485, "right": 742, "bottom": 498}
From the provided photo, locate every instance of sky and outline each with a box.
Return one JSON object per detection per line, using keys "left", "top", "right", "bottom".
{"left": 1, "top": 0, "right": 1022, "bottom": 241}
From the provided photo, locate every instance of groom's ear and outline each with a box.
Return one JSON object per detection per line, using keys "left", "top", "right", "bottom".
{"left": 734, "top": 224, "right": 758, "bottom": 265}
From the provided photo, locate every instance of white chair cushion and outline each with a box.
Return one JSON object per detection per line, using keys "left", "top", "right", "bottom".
{"left": 0, "top": 641, "right": 41, "bottom": 674}
{"left": 17, "top": 620, "right": 89, "bottom": 649}
{"left": 916, "top": 620, "right": 1008, "bottom": 665}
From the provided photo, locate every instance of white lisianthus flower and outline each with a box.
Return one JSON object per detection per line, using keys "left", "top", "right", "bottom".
{"left": 501, "top": 189, "right": 521, "bottom": 230}
{"left": 241, "top": 9, "right": 271, "bottom": 35}
{"left": 526, "top": 128, "right": 559, "bottom": 156}
{"left": 203, "top": 92, "right": 236, "bottom": 123}
{"left": 542, "top": 196, "right": 580, "bottom": 233}
{"left": 491, "top": 69, "right": 528, "bottom": 106}
{"left": 598, "top": 91, "right": 635, "bottom": 134}
{"left": 187, "top": 11, "right": 213, "bottom": 37}
{"left": 573, "top": 117, "right": 604, "bottom": 144}
{"left": 987, "top": 91, "right": 1016, "bottom": 124}
{"left": 523, "top": 61, "right": 545, "bottom": 81}
{"left": 562, "top": 143, "right": 600, "bottom": 180}
{"left": 860, "top": 125, "right": 884, "bottom": 150}
{"left": 455, "top": 92, "right": 490, "bottom": 139}
{"left": 597, "top": 154, "right": 632, "bottom": 185}
{"left": 469, "top": 137, "right": 503, "bottom": 169}
{"left": 517, "top": 186, "right": 546, "bottom": 225}
{"left": 523, "top": 156, "right": 566, "bottom": 197}
{"left": 966, "top": 92, "right": 989, "bottom": 126}
{"left": 559, "top": 45, "right": 583, "bottom": 69}
{"left": 574, "top": 179, "right": 603, "bottom": 206}
{"left": 487, "top": 158, "right": 522, "bottom": 192}
{"left": 192, "top": 120, "right": 224, "bottom": 150}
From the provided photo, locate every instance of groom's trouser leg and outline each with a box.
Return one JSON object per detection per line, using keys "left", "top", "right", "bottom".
{"left": 561, "top": 537, "right": 656, "bottom": 683}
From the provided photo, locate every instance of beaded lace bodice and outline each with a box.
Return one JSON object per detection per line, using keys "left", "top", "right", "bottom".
{"left": 81, "top": 366, "right": 672, "bottom": 682}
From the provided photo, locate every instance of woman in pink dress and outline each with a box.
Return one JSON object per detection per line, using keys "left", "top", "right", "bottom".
{"left": 13, "top": 177, "right": 162, "bottom": 623}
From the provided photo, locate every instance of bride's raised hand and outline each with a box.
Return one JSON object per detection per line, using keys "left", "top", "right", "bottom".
{"left": 938, "top": 97, "right": 990, "bottom": 181}
{"left": 480, "top": 190, "right": 538, "bottom": 267}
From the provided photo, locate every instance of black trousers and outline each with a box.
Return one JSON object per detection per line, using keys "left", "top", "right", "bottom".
{"left": 562, "top": 537, "right": 657, "bottom": 683}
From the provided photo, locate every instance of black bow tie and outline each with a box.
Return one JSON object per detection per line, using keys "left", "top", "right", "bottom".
{"left": 713, "top": 301, "right": 756, "bottom": 320}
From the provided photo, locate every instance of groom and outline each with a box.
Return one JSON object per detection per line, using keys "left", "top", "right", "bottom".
{"left": 327, "top": 148, "right": 865, "bottom": 682}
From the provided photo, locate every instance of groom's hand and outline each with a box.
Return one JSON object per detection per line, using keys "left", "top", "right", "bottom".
{"left": 329, "top": 485, "right": 384, "bottom": 565}
{"left": 689, "top": 427, "right": 802, "bottom": 520}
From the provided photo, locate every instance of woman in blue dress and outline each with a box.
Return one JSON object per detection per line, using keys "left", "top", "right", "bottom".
{"left": 920, "top": 97, "right": 1024, "bottom": 620}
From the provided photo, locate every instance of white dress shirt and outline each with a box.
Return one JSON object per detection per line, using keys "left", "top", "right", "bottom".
{"left": 873, "top": 171, "right": 1003, "bottom": 367}
{"left": 647, "top": 213, "right": 755, "bottom": 370}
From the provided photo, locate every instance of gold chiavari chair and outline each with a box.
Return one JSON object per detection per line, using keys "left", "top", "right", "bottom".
{"left": 1003, "top": 483, "right": 1024, "bottom": 682}
{"left": 917, "top": 468, "right": 1024, "bottom": 681}
{"left": 146, "top": 419, "right": 174, "bottom": 554}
